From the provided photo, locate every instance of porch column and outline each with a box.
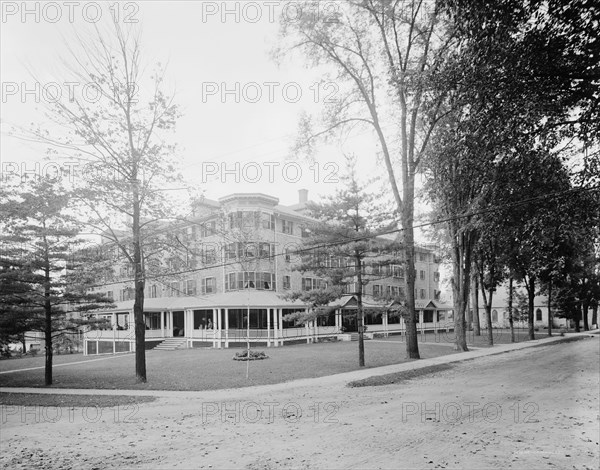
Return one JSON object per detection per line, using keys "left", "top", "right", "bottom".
{"left": 273, "top": 308, "right": 279, "bottom": 347}
{"left": 112, "top": 313, "right": 116, "bottom": 355}
{"left": 383, "top": 310, "right": 389, "bottom": 338}
{"left": 185, "top": 309, "right": 191, "bottom": 348}
{"left": 160, "top": 311, "right": 165, "bottom": 338}
{"left": 224, "top": 308, "right": 229, "bottom": 348}
{"left": 278, "top": 309, "right": 283, "bottom": 347}
{"left": 305, "top": 308, "right": 310, "bottom": 343}
{"left": 212, "top": 308, "right": 219, "bottom": 348}
{"left": 267, "top": 308, "right": 271, "bottom": 347}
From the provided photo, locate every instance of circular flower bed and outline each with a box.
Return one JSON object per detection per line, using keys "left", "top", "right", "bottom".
{"left": 232, "top": 350, "right": 269, "bottom": 361}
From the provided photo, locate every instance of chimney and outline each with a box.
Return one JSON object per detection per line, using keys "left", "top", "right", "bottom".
{"left": 298, "top": 188, "right": 308, "bottom": 204}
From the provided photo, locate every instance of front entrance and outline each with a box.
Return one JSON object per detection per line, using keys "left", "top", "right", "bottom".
{"left": 173, "top": 311, "right": 185, "bottom": 336}
{"left": 342, "top": 309, "right": 358, "bottom": 332}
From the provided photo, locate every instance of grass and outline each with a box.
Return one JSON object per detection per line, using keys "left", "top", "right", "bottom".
{"left": 0, "top": 340, "right": 458, "bottom": 391}
{"left": 347, "top": 364, "right": 454, "bottom": 388}
{"left": 0, "top": 392, "right": 156, "bottom": 407}
{"left": 377, "top": 327, "right": 553, "bottom": 348}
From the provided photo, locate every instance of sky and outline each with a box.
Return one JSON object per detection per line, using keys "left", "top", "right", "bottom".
{"left": 0, "top": 1, "right": 433, "bottom": 224}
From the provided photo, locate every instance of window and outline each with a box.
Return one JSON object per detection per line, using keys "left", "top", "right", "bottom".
{"left": 116, "top": 313, "right": 129, "bottom": 330}
{"left": 301, "top": 227, "right": 311, "bottom": 238}
{"left": 419, "top": 252, "right": 428, "bottom": 262}
{"left": 283, "top": 275, "right": 291, "bottom": 290}
{"left": 202, "top": 245, "right": 217, "bottom": 265}
{"left": 169, "top": 281, "right": 180, "bottom": 297}
{"left": 433, "top": 272, "right": 440, "bottom": 282}
{"left": 392, "top": 265, "right": 404, "bottom": 278}
{"left": 261, "top": 212, "right": 275, "bottom": 230}
{"left": 187, "top": 254, "right": 197, "bottom": 269}
{"left": 244, "top": 272, "right": 256, "bottom": 289}
{"left": 317, "top": 311, "right": 336, "bottom": 326}
{"left": 225, "top": 243, "right": 237, "bottom": 260}
{"left": 245, "top": 243, "right": 256, "bottom": 259}
{"left": 420, "top": 270, "right": 426, "bottom": 280}
{"left": 386, "top": 286, "right": 400, "bottom": 298}
{"left": 373, "top": 284, "right": 382, "bottom": 297}
{"left": 184, "top": 280, "right": 196, "bottom": 296}
{"left": 144, "top": 312, "right": 161, "bottom": 330}
{"left": 259, "top": 242, "right": 274, "bottom": 259}
{"left": 535, "top": 308, "right": 542, "bottom": 322}
{"left": 229, "top": 211, "right": 243, "bottom": 229}
{"left": 120, "top": 287, "right": 134, "bottom": 301}
{"left": 106, "top": 291, "right": 113, "bottom": 300}
{"left": 344, "top": 282, "right": 358, "bottom": 294}
{"left": 202, "top": 277, "right": 216, "bottom": 294}
{"left": 225, "top": 272, "right": 275, "bottom": 291}
{"left": 193, "top": 310, "right": 213, "bottom": 329}
{"left": 434, "top": 289, "right": 441, "bottom": 300}
{"left": 282, "top": 219, "right": 294, "bottom": 235}
{"left": 364, "top": 311, "right": 383, "bottom": 325}
{"left": 372, "top": 264, "right": 382, "bottom": 276}
{"left": 201, "top": 221, "right": 216, "bottom": 237}
{"left": 420, "top": 289, "right": 426, "bottom": 299}
{"left": 423, "top": 310, "right": 434, "bottom": 323}
{"left": 492, "top": 309, "right": 498, "bottom": 322}
{"left": 302, "top": 277, "right": 324, "bottom": 291}
{"left": 149, "top": 285, "right": 158, "bottom": 299}
{"left": 285, "top": 248, "right": 291, "bottom": 262}
{"left": 258, "top": 272, "right": 275, "bottom": 290}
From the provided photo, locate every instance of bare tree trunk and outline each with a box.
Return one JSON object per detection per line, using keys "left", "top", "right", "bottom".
{"left": 592, "top": 304, "right": 598, "bottom": 328}
{"left": 508, "top": 277, "right": 515, "bottom": 342}
{"left": 479, "top": 272, "right": 494, "bottom": 346}
{"left": 356, "top": 257, "right": 365, "bottom": 366}
{"left": 132, "top": 182, "right": 147, "bottom": 383}
{"left": 43, "top": 235, "right": 53, "bottom": 386}
{"left": 466, "top": 292, "right": 472, "bottom": 331}
{"left": 471, "top": 269, "right": 480, "bottom": 335}
{"left": 583, "top": 300, "right": 590, "bottom": 331}
{"left": 403, "top": 212, "right": 420, "bottom": 359}
{"left": 525, "top": 276, "right": 536, "bottom": 340}
{"left": 44, "top": 305, "right": 53, "bottom": 386}
{"left": 547, "top": 280, "right": 553, "bottom": 337}
{"left": 574, "top": 303, "right": 581, "bottom": 332}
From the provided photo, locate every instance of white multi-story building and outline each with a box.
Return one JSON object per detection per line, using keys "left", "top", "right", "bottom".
{"left": 84, "top": 191, "right": 450, "bottom": 354}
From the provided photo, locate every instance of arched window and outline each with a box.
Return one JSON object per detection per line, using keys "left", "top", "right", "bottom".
{"left": 492, "top": 309, "right": 498, "bottom": 323}
{"left": 536, "top": 308, "right": 543, "bottom": 322}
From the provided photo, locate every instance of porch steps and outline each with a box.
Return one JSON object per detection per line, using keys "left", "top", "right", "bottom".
{"left": 153, "top": 338, "right": 187, "bottom": 351}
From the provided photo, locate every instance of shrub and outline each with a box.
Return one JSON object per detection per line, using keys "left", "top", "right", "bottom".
{"left": 232, "top": 350, "right": 269, "bottom": 361}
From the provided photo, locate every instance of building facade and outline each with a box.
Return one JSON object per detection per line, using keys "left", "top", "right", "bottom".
{"left": 84, "top": 191, "right": 450, "bottom": 354}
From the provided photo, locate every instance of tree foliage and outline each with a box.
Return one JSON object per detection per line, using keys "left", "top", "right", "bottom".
{"left": 0, "top": 177, "right": 113, "bottom": 384}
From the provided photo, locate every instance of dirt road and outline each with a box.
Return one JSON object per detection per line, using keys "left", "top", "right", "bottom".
{"left": 1, "top": 336, "right": 598, "bottom": 469}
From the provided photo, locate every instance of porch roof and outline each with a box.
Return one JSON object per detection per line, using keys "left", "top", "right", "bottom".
{"left": 330, "top": 295, "right": 453, "bottom": 311}
{"left": 94, "top": 291, "right": 308, "bottom": 313}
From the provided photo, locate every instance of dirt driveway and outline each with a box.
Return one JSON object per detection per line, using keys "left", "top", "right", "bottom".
{"left": 1, "top": 336, "right": 598, "bottom": 469}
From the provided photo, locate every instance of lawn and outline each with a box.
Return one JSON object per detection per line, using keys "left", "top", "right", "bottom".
{"left": 0, "top": 340, "right": 459, "bottom": 391}
{"left": 380, "top": 327, "right": 552, "bottom": 348}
